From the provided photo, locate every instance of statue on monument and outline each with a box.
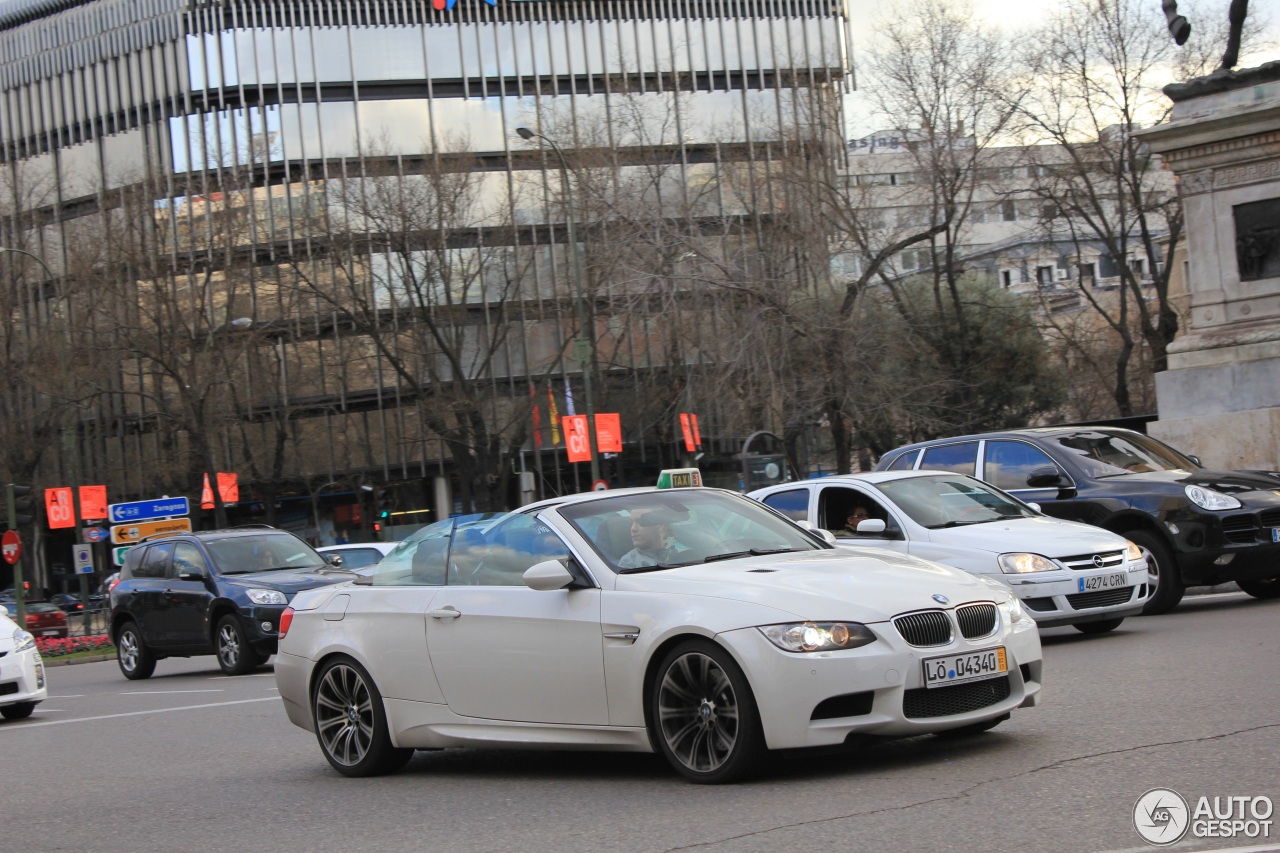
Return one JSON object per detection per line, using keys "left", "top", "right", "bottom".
{"left": 1161, "top": 0, "right": 1249, "bottom": 71}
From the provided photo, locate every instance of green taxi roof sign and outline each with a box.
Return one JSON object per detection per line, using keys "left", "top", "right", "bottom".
{"left": 656, "top": 468, "right": 703, "bottom": 489}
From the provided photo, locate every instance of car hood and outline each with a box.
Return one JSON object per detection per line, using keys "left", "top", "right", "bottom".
{"left": 1106, "top": 468, "right": 1280, "bottom": 501}
{"left": 617, "top": 548, "right": 1000, "bottom": 623}
{"left": 927, "top": 516, "right": 1126, "bottom": 555}
{"left": 222, "top": 569, "right": 353, "bottom": 595}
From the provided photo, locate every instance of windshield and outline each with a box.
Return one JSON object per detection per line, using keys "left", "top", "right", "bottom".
{"left": 206, "top": 533, "right": 328, "bottom": 574}
{"left": 560, "top": 489, "right": 824, "bottom": 572}
{"left": 876, "top": 475, "right": 1035, "bottom": 529}
{"left": 1052, "top": 431, "right": 1196, "bottom": 477}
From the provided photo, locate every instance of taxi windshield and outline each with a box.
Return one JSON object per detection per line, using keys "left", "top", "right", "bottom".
{"left": 561, "top": 489, "right": 823, "bottom": 572}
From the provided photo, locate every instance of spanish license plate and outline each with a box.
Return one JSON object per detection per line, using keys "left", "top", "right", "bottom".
{"left": 1079, "top": 572, "right": 1127, "bottom": 592}
{"left": 1272, "top": 528, "right": 1279, "bottom": 543}
{"left": 922, "top": 647, "right": 1007, "bottom": 689}
{"left": 41, "top": 630, "right": 59, "bottom": 636}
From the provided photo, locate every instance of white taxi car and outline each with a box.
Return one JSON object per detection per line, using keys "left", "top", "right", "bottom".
{"left": 276, "top": 472, "right": 1042, "bottom": 783}
{"left": 0, "top": 608, "right": 47, "bottom": 721}
{"left": 750, "top": 471, "right": 1149, "bottom": 634}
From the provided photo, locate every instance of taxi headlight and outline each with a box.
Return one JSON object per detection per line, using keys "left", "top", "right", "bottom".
{"left": 246, "top": 589, "right": 289, "bottom": 606}
{"left": 12, "top": 628, "right": 35, "bottom": 653}
{"left": 1125, "top": 539, "right": 1145, "bottom": 567}
{"left": 998, "top": 553, "right": 1059, "bottom": 574}
{"left": 758, "top": 622, "right": 876, "bottom": 653}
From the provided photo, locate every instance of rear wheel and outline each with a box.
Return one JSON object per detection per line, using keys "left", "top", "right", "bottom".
{"left": 1130, "top": 530, "right": 1184, "bottom": 615}
{"left": 116, "top": 621, "right": 156, "bottom": 680}
{"left": 312, "top": 657, "right": 413, "bottom": 777}
{"left": 1074, "top": 617, "right": 1124, "bottom": 635}
{"left": 216, "top": 615, "right": 264, "bottom": 675}
{"left": 1, "top": 702, "right": 36, "bottom": 720}
{"left": 649, "top": 639, "right": 764, "bottom": 784}
{"left": 1237, "top": 576, "right": 1280, "bottom": 599}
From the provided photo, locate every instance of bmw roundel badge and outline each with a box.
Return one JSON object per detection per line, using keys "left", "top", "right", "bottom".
{"left": 932, "top": 594, "right": 949, "bottom": 604}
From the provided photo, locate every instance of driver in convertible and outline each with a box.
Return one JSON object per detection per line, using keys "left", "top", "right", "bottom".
{"left": 617, "top": 508, "right": 691, "bottom": 568}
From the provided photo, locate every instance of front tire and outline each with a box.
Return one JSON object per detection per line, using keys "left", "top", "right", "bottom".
{"left": 312, "top": 657, "right": 413, "bottom": 777}
{"left": 116, "top": 621, "right": 156, "bottom": 680}
{"left": 1, "top": 702, "right": 36, "bottom": 720}
{"left": 1130, "top": 530, "right": 1184, "bottom": 615}
{"left": 1074, "top": 617, "right": 1124, "bottom": 634}
{"left": 649, "top": 639, "right": 764, "bottom": 784}
{"left": 1237, "top": 576, "right": 1280, "bottom": 599}
{"left": 216, "top": 615, "right": 264, "bottom": 675}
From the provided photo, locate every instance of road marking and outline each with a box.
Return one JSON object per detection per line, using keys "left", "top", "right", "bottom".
{"left": 120, "top": 689, "right": 224, "bottom": 695}
{"left": 0, "top": 697, "right": 277, "bottom": 731}
{"left": 49, "top": 694, "right": 84, "bottom": 699}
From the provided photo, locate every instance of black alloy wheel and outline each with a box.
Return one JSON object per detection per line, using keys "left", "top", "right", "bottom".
{"left": 1130, "top": 530, "right": 1185, "bottom": 615}
{"left": 649, "top": 639, "right": 764, "bottom": 784}
{"left": 115, "top": 621, "right": 156, "bottom": 680}
{"left": 1236, "top": 576, "right": 1280, "bottom": 599}
{"left": 312, "top": 657, "right": 414, "bottom": 777}
{"left": 215, "top": 614, "right": 263, "bottom": 675}
{"left": 1074, "top": 617, "right": 1125, "bottom": 634}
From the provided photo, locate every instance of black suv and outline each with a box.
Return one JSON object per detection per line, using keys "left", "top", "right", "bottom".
{"left": 109, "top": 527, "right": 352, "bottom": 679}
{"left": 875, "top": 427, "right": 1280, "bottom": 614}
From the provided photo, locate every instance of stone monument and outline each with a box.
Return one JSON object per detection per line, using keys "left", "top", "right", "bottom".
{"left": 1137, "top": 62, "right": 1280, "bottom": 469}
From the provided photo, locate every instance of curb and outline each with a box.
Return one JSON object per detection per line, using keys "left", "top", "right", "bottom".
{"left": 42, "top": 653, "right": 115, "bottom": 667}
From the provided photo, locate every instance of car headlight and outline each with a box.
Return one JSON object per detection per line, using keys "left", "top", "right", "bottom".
{"left": 1184, "top": 484, "right": 1241, "bottom": 510}
{"left": 998, "top": 597, "right": 1035, "bottom": 629}
{"left": 245, "top": 589, "right": 289, "bottom": 606}
{"left": 1125, "top": 539, "right": 1145, "bottom": 568}
{"left": 758, "top": 622, "right": 876, "bottom": 653}
{"left": 12, "top": 628, "right": 35, "bottom": 653}
{"left": 998, "top": 553, "right": 1059, "bottom": 574}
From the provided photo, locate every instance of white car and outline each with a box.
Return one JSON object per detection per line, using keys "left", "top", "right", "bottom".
{"left": 317, "top": 542, "right": 399, "bottom": 574}
{"left": 0, "top": 609, "right": 48, "bottom": 721}
{"left": 276, "top": 477, "right": 1042, "bottom": 783}
{"left": 749, "top": 471, "right": 1149, "bottom": 634}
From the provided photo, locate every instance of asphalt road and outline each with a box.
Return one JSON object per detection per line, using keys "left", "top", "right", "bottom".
{"left": 4, "top": 591, "right": 1278, "bottom": 853}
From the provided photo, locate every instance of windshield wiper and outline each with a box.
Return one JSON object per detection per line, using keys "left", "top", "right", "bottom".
{"left": 617, "top": 561, "right": 693, "bottom": 574}
{"left": 704, "top": 547, "right": 803, "bottom": 563}
{"left": 933, "top": 520, "right": 986, "bottom": 528}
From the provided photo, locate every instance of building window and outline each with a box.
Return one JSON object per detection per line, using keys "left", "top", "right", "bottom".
{"left": 1036, "top": 265, "right": 1055, "bottom": 286}
{"left": 1002, "top": 270, "right": 1012, "bottom": 288}
{"left": 1001, "top": 200, "right": 1016, "bottom": 221}
{"left": 1079, "top": 263, "right": 1095, "bottom": 279}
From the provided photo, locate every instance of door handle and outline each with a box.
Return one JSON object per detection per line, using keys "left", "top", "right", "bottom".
{"left": 429, "top": 607, "right": 461, "bottom": 620}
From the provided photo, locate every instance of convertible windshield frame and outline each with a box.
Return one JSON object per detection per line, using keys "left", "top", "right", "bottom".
{"left": 559, "top": 489, "right": 825, "bottom": 572}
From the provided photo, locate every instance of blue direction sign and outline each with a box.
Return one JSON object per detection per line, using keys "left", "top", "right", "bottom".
{"left": 83, "top": 526, "right": 108, "bottom": 542}
{"left": 108, "top": 496, "right": 190, "bottom": 524}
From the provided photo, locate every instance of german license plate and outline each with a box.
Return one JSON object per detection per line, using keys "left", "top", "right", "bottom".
{"left": 922, "top": 647, "right": 1007, "bottom": 688}
{"left": 1079, "top": 572, "right": 1127, "bottom": 592}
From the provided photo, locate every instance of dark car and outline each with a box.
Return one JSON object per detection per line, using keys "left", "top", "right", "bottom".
{"left": 3, "top": 600, "right": 69, "bottom": 638}
{"left": 108, "top": 527, "right": 354, "bottom": 680}
{"left": 51, "top": 592, "right": 106, "bottom": 614}
{"left": 875, "top": 427, "right": 1280, "bottom": 615}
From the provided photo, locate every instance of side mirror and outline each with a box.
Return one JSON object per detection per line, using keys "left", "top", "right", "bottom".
{"left": 795, "top": 520, "right": 816, "bottom": 530}
{"left": 176, "top": 570, "right": 204, "bottom": 581}
{"left": 812, "top": 529, "right": 838, "bottom": 545}
{"left": 1026, "top": 466, "right": 1065, "bottom": 489}
{"left": 324, "top": 553, "right": 344, "bottom": 567}
{"left": 856, "top": 519, "right": 887, "bottom": 534}
{"left": 1187, "top": 454, "right": 1202, "bottom": 467}
{"left": 1025, "top": 502, "right": 1041, "bottom": 513}
{"left": 524, "top": 559, "right": 575, "bottom": 591}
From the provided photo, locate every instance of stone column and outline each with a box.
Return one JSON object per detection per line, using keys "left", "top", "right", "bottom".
{"left": 1137, "top": 63, "right": 1280, "bottom": 470}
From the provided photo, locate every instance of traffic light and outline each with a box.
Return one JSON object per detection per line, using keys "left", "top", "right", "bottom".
{"left": 376, "top": 489, "right": 393, "bottom": 522}
{"left": 6, "top": 484, "right": 34, "bottom": 528}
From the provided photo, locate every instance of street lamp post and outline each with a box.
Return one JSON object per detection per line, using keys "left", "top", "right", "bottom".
{"left": 516, "top": 127, "right": 602, "bottom": 485}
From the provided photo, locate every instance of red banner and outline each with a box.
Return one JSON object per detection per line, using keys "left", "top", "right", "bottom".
{"left": 595, "top": 413, "right": 622, "bottom": 453}
{"left": 45, "top": 487, "right": 75, "bottom": 529}
{"left": 679, "top": 413, "right": 696, "bottom": 452}
{"left": 563, "top": 415, "right": 592, "bottom": 463}
{"left": 529, "top": 381, "right": 542, "bottom": 448}
{"left": 548, "top": 384, "right": 561, "bottom": 444}
{"left": 79, "top": 485, "right": 108, "bottom": 520}
{"left": 690, "top": 414, "right": 702, "bottom": 448}
{"left": 201, "top": 472, "right": 241, "bottom": 509}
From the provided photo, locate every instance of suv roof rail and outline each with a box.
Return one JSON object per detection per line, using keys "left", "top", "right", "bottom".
{"left": 223, "top": 524, "right": 279, "bottom": 530}
{"left": 136, "top": 530, "right": 187, "bottom": 543}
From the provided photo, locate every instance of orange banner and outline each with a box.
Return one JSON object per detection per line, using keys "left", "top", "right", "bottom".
{"left": 679, "top": 413, "right": 696, "bottom": 452}
{"left": 690, "top": 414, "right": 702, "bottom": 448}
{"left": 563, "top": 415, "right": 592, "bottom": 463}
{"left": 201, "top": 472, "right": 241, "bottom": 509}
{"left": 594, "top": 413, "right": 622, "bottom": 453}
{"left": 45, "top": 487, "right": 75, "bottom": 529}
{"left": 79, "top": 485, "right": 108, "bottom": 521}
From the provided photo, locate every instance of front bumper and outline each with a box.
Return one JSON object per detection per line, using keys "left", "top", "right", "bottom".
{"left": 1003, "top": 567, "right": 1147, "bottom": 627}
{"left": 0, "top": 646, "right": 47, "bottom": 709}
{"left": 718, "top": 613, "right": 1042, "bottom": 751}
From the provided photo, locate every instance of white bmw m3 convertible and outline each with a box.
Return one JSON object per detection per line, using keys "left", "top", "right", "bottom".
{"left": 275, "top": 472, "right": 1043, "bottom": 784}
